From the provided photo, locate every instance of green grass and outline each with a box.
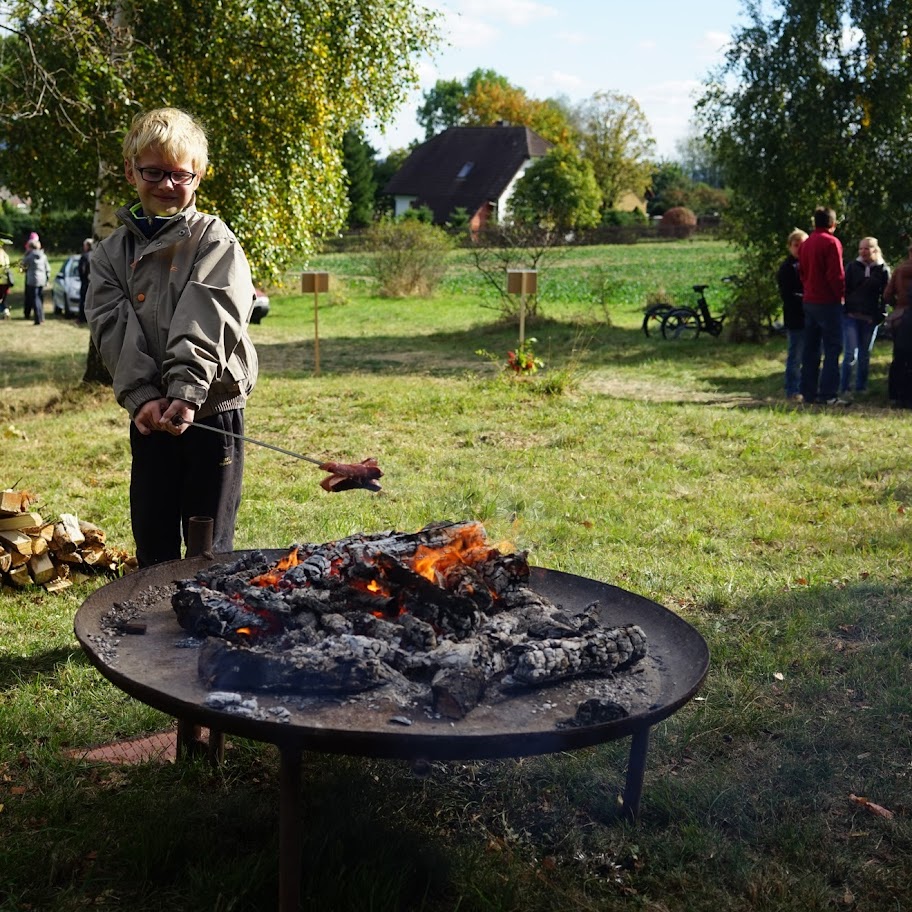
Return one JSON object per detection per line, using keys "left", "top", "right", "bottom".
{"left": 1, "top": 238, "right": 911, "bottom": 911}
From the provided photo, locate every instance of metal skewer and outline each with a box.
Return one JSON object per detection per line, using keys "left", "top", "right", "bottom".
{"left": 174, "top": 417, "right": 325, "bottom": 466}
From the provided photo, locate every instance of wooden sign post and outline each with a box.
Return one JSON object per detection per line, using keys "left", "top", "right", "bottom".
{"left": 300, "top": 272, "right": 330, "bottom": 376}
{"left": 506, "top": 269, "right": 538, "bottom": 347}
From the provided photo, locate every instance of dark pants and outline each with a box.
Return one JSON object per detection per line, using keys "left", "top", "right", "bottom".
{"left": 800, "top": 302, "right": 843, "bottom": 402}
{"left": 889, "top": 310, "right": 912, "bottom": 405}
{"left": 24, "top": 283, "right": 45, "bottom": 323}
{"left": 129, "top": 409, "right": 245, "bottom": 568}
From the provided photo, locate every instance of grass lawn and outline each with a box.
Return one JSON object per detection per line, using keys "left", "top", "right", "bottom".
{"left": 0, "top": 238, "right": 910, "bottom": 911}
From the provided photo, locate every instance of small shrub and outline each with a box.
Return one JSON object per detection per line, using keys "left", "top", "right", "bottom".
{"left": 601, "top": 208, "right": 648, "bottom": 227}
{"left": 659, "top": 206, "right": 698, "bottom": 239}
{"left": 724, "top": 261, "right": 779, "bottom": 343}
{"left": 399, "top": 204, "right": 434, "bottom": 224}
{"left": 366, "top": 219, "right": 454, "bottom": 297}
{"left": 587, "top": 267, "right": 615, "bottom": 323}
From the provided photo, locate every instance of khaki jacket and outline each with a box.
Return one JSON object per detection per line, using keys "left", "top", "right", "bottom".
{"left": 87, "top": 203, "right": 258, "bottom": 419}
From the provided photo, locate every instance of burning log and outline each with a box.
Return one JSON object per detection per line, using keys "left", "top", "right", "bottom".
{"left": 172, "top": 522, "right": 650, "bottom": 721}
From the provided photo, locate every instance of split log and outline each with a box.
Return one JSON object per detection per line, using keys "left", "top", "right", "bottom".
{"left": 44, "top": 577, "right": 73, "bottom": 593}
{"left": 78, "top": 521, "right": 106, "bottom": 547}
{"left": 53, "top": 514, "right": 85, "bottom": 553}
{"left": 0, "top": 489, "right": 37, "bottom": 516}
{"left": 0, "top": 530, "right": 33, "bottom": 562}
{"left": 6, "top": 564, "right": 32, "bottom": 587}
{"left": 0, "top": 511, "right": 44, "bottom": 531}
{"left": 0, "top": 547, "right": 10, "bottom": 573}
{"left": 27, "top": 552, "right": 57, "bottom": 585}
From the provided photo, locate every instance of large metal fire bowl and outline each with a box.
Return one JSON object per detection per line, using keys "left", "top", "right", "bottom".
{"left": 74, "top": 551, "right": 710, "bottom": 910}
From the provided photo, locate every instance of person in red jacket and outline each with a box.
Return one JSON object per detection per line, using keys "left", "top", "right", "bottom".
{"left": 798, "top": 207, "right": 846, "bottom": 404}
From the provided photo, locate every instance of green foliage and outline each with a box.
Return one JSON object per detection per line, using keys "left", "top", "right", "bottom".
{"left": 416, "top": 68, "right": 574, "bottom": 147}
{"left": 372, "top": 147, "right": 411, "bottom": 218}
{"left": 365, "top": 217, "right": 454, "bottom": 296}
{"left": 342, "top": 129, "right": 378, "bottom": 229}
{"left": 510, "top": 147, "right": 602, "bottom": 232}
{"left": 649, "top": 160, "right": 729, "bottom": 218}
{"left": 416, "top": 77, "right": 465, "bottom": 138}
{"left": 399, "top": 204, "right": 434, "bottom": 224}
{"left": 724, "top": 256, "right": 781, "bottom": 343}
{"left": 0, "top": 0, "right": 439, "bottom": 285}
{"left": 571, "top": 91, "right": 655, "bottom": 212}
{"left": 601, "top": 208, "right": 648, "bottom": 227}
{"left": 446, "top": 207, "right": 471, "bottom": 231}
{"left": 698, "top": 0, "right": 912, "bottom": 267}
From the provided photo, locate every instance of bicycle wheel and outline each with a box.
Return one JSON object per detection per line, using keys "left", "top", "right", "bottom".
{"left": 642, "top": 303, "right": 674, "bottom": 337}
{"left": 661, "top": 307, "right": 701, "bottom": 341}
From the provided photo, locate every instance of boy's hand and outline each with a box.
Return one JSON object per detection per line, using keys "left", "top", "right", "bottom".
{"left": 161, "top": 399, "right": 196, "bottom": 435}
{"left": 133, "top": 399, "right": 169, "bottom": 435}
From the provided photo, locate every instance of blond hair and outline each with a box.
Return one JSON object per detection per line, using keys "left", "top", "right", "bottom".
{"left": 859, "top": 236, "right": 884, "bottom": 265}
{"left": 787, "top": 228, "right": 808, "bottom": 248}
{"left": 122, "top": 107, "right": 209, "bottom": 174}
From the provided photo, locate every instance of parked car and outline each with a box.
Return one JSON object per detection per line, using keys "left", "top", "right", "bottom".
{"left": 252, "top": 288, "right": 269, "bottom": 324}
{"left": 52, "top": 255, "right": 269, "bottom": 323}
{"left": 52, "top": 255, "right": 82, "bottom": 318}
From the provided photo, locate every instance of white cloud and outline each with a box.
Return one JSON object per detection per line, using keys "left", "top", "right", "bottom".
{"left": 557, "top": 30, "right": 589, "bottom": 45}
{"left": 457, "top": 0, "right": 558, "bottom": 27}
{"left": 636, "top": 79, "right": 701, "bottom": 108}
{"left": 698, "top": 30, "right": 730, "bottom": 57}
{"left": 546, "top": 69, "right": 586, "bottom": 93}
{"left": 435, "top": 7, "right": 500, "bottom": 50}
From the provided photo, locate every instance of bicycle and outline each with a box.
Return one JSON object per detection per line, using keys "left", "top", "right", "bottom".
{"left": 660, "top": 276, "right": 737, "bottom": 341}
{"left": 641, "top": 301, "right": 675, "bottom": 337}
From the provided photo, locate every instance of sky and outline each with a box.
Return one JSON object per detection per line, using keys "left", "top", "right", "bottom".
{"left": 365, "top": 0, "right": 748, "bottom": 161}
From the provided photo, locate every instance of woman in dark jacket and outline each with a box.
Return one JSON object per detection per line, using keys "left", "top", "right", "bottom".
{"left": 776, "top": 228, "right": 807, "bottom": 400}
{"left": 841, "top": 237, "right": 890, "bottom": 396}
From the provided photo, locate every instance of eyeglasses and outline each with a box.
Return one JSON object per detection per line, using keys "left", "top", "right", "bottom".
{"left": 135, "top": 166, "right": 197, "bottom": 186}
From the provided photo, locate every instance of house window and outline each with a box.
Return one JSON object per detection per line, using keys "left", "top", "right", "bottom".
{"left": 456, "top": 162, "right": 474, "bottom": 179}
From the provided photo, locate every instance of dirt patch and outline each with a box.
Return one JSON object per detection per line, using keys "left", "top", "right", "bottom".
{"left": 582, "top": 375, "right": 760, "bottom": 407}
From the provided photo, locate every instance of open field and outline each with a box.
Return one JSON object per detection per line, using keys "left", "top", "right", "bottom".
{"left": 1, "top": 239, "right": 910, "bottom": 911}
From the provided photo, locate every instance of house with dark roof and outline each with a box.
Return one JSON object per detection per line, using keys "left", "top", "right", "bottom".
{"left": 383, "top": 124, "right": 552, "bottom": 232}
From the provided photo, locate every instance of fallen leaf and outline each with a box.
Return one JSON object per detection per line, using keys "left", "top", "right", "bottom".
{"left": 849, "top": 794, "right": 894, "bottom": 819}
{"left": 795, "top": 577, "right": 808, "bottom": 586}
{"left": 773, "top": 672, "right": 784, "bottom": 681}
{"left": 898, "top": 505, "right": 906, "bottom": 515}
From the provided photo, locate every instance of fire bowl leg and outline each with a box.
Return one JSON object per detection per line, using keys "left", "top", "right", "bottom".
{"left": 278, "top": 747, "right": 303, "bottom": 912}
{"left": 622, "top": 726, "right": 651, "bottom": 822}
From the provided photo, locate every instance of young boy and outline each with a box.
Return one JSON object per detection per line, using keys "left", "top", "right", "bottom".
{"left": 86, "top": 107, "right": 259, "bottom": 567}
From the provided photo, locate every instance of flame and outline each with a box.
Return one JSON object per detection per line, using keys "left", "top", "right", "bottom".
{"left": 236, "top": 627, "right": 253, "bottom": 636}
{"left": 410, "top": 524, "right": 495, "bottom": 582}
{"left": 250, "top": 546, "right": 302, "bottom": 588}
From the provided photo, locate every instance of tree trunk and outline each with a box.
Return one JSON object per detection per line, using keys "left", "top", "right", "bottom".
{"left": 83, "top": 336, "right": 113, "bottom": 385}
{"left": 83, "top": 159, "right": 120, "bottom": 386}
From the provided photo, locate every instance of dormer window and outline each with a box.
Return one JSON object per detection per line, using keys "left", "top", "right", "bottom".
{"left": 456, "top": 161, "right": 474, "bottom": 179}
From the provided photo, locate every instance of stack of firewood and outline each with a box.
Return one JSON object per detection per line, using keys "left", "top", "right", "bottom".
{"left": 0, "top": 488, "right": 137, "bottom": 591}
